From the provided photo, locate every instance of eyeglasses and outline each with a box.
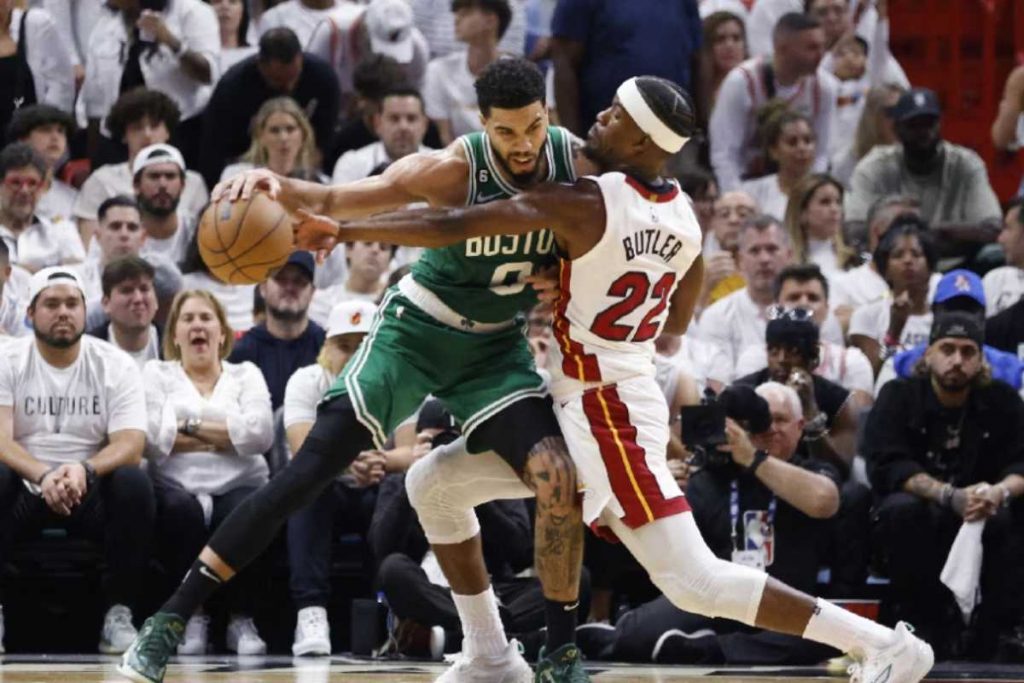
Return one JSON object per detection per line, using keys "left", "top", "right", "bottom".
{"left": 3, "top": 176, "right": 41, "bottom": 192}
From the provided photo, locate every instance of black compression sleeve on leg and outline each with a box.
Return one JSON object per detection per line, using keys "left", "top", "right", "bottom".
{"left": 469, "top": 396, "right": 561, "bottom": 475}
{"left": 206, "top": 396, "right": 374, "bottom": 571}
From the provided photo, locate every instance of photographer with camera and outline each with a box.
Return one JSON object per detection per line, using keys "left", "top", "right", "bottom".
{"left": 578, "top": 382, "right": 842, "bottom": 665}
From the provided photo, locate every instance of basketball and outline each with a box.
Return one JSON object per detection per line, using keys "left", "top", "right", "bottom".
{"left": 198, "top": 192, "right": 294, "bottom": 285}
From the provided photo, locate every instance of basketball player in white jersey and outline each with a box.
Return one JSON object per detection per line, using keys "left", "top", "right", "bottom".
{"left": 296, "top": 76, "right": 934, "bottom": 683}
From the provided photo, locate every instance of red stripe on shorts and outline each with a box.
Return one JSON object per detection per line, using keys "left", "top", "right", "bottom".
{"left": 553, "top": 259, "right": 601, "bottom": 382}
{"left": 581, "top": 385, "right": 690, "bottom": 530}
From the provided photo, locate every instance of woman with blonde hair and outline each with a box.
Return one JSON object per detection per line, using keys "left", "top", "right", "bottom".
{"left": 143, "top": 289, "right": 274, "bottom": 658}
{"left": 219, "top": 96, "right": 325, "bottom": 182}
{"left": 784, "top": 173, "right": 857, "bottom": 278}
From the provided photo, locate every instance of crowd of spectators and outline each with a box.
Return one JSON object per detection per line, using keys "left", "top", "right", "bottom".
{"left": 0, "top": 0, "right": 1023, "bottom": 667}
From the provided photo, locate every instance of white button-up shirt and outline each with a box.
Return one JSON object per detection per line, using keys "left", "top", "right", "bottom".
{"left": 0, "top": 214, "right": 85, "bottom": 273}
{"left": 78, "top": 0, "right": 220, "bottom": 125}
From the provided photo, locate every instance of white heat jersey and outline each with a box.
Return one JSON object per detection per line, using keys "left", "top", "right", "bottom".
{"left": 549, "top": 173, "right": 702, "bottom": 402}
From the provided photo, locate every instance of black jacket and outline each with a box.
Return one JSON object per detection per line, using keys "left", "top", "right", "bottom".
{"left": 865, "top": 375, "right": 1024, "bottom": 495}
{"left": 228, "top": 321, "right": 326, "bottom": 410}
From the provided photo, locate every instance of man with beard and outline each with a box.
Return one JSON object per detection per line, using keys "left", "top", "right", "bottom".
{"left": 229, "top": 251, "right": 324, "bottom": 411}
{"left": 0, "top": 266, "right": 152, "bottom": 654}
{"left": 131, "top": 144, "right": 194, "bottom": 267}
{"left": 866, "top": 311, "right": 1024, "bottom": 658}
{"left": 845, "top": 88, "right": 1002, "bottom": 261}
{"left": 122, "top": 57, "right": 595, "bottom": 683}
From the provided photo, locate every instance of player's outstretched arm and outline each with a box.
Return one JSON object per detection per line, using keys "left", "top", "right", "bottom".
{"left": 213, "top": 146, "right": 470, "bottom": 219}
{"left": 662, "top": 254, "right": 704, "bottom": 336}
{"left": 295, "top": 180, "right": 606, "bottom": 256}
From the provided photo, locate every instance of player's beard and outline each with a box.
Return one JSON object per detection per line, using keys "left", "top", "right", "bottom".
{"left": 494, "top": 139, "right": 548, "bottom": 187}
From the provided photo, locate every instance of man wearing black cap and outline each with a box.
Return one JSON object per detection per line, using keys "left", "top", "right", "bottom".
{"left": 229, "top": 250, "right": 325, "bottom": 410}
{"left": 845, "top": 87, "right": 1002, "bottom": 260}
{"left": 865, "top": 310, "right": 1024, "bottom": 658}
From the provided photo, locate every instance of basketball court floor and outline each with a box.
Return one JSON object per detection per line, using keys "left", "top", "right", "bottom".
{"left": 1, "top": 656, "right": 1022, "bottom": 682}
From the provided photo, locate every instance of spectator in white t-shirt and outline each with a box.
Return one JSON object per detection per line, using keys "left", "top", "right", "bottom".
{"left": 983, "top": 200, "right": 1024, "bottom": 317}
{"left": 830, "top": 194, "right": 920, "bottom": 329}
{"left": 709, "top": 12, "right": 835, "bottom": 191}
{"left": 411, "top": 0, "right": 526, "bottom": 59}
{"left": 257, "top": 0, "right": 338, "bottom": 46}
{"left": 219, "top": 96, "right": 326, "bottom": 184}
{"left": 423, "top": 0, "right": 511, "bottom": 145}
{"left": 333, "top": 87, "right": 432, "bottom": 184}
{"left": 0, "top": 266, "right": 150, "bottom": 655}
{"left": 698, "top": 215, "right": 794, "bottom": 378}
{"left": 310, "top": 241, "right": 394, "bottom": 327}
{"left": 6, "top": 105, "right": 78, "bottom": 228}
{"left": 740, "top": 105, "right": 816, "bottom": 222}
{"left": 79, "top": 0, "right": 219, "bottom": 165}
{"left": 73, "top": 89, "right": 210, "bottom": 249}
{"left": 41, "top": 0, "right": 106, "bottom": 86}
{"left": 131, "top": 143, "right": 196, "bottom": 267}
{"left": 849, "top": 217, "right": 938, "bottom": 375}
{"left": 87, "top": 256, "right": 162, "bottom": 369}
{"left": 306, "top": 0, "right": 431, "bottom": 106}
{"left": 655, "top": 331, "right": 731, "bottom": 396}
{"left": 782, "top": 173, "right": 856, "bottom": 279}
{"left": 0, "top": 143, "right": 85, "bottom": 274}
{"left": 284, "top": 299, "right": 379, "bottom": 656}
{"left": 735, "top": 264, "right": 874, "bottom": 400}
{"left": 143, "top": 289, "right": 274, "bottom": 656}
{"left": 209, "top": 0, "right": 257, "bottom": 73}
{"left": 77, "top": 195, "right": 184, "bottom": 333}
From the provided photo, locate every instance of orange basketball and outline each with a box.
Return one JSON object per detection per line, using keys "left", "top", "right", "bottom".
{"left": 198, "top": 192, "right": 294, "bottom": 285}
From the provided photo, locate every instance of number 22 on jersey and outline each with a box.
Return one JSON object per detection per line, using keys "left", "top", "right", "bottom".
{"left": 590, "top": 271, "right": 676, "bottom": 343}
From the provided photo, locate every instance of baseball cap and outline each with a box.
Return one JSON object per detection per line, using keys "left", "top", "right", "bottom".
{"left": 932, "top": 269, "right": 985, "bottom": 308}
{"left": 929, "top": 310, "right": 984, "bottom": 348}
{"left": 887, "top": 88, "right": 941, "bottom": 122}
{"left": 326, "top": 300, "right": 377, "bottom": 338}
{"left": 132, "top": 143, "right": 186, "bottom": 178}
{"left": 278, "top": 251, "right": 315, "bottom": 281}
{"left": 365, "top": 0, "right": 415, "bottom": 63}
{"left": 28, "top": 266, "right": 86, "bottom": 307}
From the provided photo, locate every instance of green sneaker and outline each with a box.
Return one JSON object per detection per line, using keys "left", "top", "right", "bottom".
{"left": 535, "top": 643, "right": 591, "bottom": 683}
{"left": 116, "top": 612, "right": 186, "bottom": 683}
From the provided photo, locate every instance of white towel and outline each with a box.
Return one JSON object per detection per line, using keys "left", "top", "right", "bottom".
{"left": 940, "top": 519, "right": 986, "bottom": 624}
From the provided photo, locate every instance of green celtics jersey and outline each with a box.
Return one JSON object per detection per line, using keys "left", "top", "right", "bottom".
{"left": 410, "top": 125, "right": 578, "bottom": 325}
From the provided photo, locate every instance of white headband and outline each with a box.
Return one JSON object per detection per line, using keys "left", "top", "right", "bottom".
{"left": 616, "top": 78, "right": 689, "bottom": 154}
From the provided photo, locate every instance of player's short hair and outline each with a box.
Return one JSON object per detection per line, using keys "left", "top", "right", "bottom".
{"left": 0, "top": 142, "right": 48, "bottom": 179}
{"left": 98, "top": 195, "right": 140, "bottom": 223}
{"left": 872, "top": 215, "right": 938, "bottom": 277}
{"left": 259, "top": 27, "right": 302, "bottom": 64}
{"left": 475, "top": 58, "right": 545, "bottom": 117}
{"left": 7, "top": 104, "right": 76, "bottom": 143}
{"left": 451, "top": 0, "right": 512, "bottom": 39}
{"left": 101, "top": 256, "right": 155, "bottom": 299}
{"left": 106, "top": 88, "right": 181, "bottom": 142}
{"left": 773, "top": 11, "right": 821, "bottom": 42}
{"left": 633, "top": 76, "right": 698, "bottom": 140}
{"left": 773, "top": 263, "right": 829, "bottom": 301}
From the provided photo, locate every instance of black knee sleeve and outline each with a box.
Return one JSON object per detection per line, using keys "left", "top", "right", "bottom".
{"left": 469, "top": 396, "right": 562, "bottom": 475}
{"left": 210, "top": 396, "right": 374, "bottom": 569}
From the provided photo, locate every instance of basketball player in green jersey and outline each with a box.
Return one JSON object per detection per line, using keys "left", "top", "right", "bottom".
{"left": 120, "top": 59, "right": 597, "bottom": 683}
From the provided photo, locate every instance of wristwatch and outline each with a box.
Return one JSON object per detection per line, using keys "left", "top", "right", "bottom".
{"left": 803, "top": 412, "right": 828, "bottom": 436}
{"left": 180, "top": 417, "right": 202, "bottom": 436}
{"left": 746, "top": 449, "right": 769, "bottom": 476}
{"left": 80, "top": 461, "right": 98, "bottom": 490}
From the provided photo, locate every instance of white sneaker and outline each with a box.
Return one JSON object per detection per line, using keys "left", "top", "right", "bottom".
{"left": 293, "top": 606, "right": 331, "bottom": 656}
{"left": 436, "top": 639, "right": 533, "bottom": 683}
{"left": 177, "top": 614, "right": 210, "bottom": 655}
{"left": 99, "top": 604, "right": 137, "bottom": 654}
{"left": 850, "top": 622, "right": 934, "bottom": 683}
{"left": 226, "top": 615, "right": 267, "bottom": 656}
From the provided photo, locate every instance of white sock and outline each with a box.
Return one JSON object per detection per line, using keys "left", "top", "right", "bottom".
{"left": 451, "top": 586, "right": 509, "bottom": 659}
{"left": 802, "top": 599, "right": 896, "bottom": 656}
